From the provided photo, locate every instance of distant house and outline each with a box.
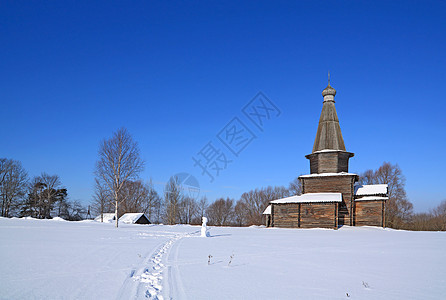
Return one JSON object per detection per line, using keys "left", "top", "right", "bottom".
{"left": 118, "top": 213, "right": 151, "bottom": 225}
{"left": 94, "top": 213, "right": 116, "bottom": 223}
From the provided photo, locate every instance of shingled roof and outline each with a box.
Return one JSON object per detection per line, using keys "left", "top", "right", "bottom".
{"left": 312, "top": 82, "right": 346, "bottom": 152}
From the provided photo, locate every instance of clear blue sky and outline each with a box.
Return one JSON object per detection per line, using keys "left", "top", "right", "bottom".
{"left": 1, "top": 1, "right": 445, "bottom": 212}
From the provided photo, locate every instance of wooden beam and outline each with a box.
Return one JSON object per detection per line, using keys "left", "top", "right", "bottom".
{"left": 297, "top": 203, "right": 301, "bottom": 228}
{"left": 382, "top": 200, "right": 386, "bottom": 228}
{"left": 335, "top": 202, "right": 338, "bottom": 229}
{"left": 271, "top": 204, "right": 275, "bottom": 227}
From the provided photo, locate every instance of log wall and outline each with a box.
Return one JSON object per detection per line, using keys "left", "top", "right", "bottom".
{"left": 337, "top": 152, "right": 352, "bottom": 173}
{"left": 306, "top": 152, "right": 353, "bottom": 174}
{"left": 300, "top": 203, "right": 337, "bottom": 228}
{"left": 272, "top": 203, "right": 299, "bottom": 228}
{"left": 271, "top": 202, "right": 337, "bottom": 229}
{"left": 317, "top": 152, "right": 339, "bottom": 173}
{"left": 354, "top": 200, "right": 385, "bottom": 227}
{"left": 300, "top": 175, "right": 357, "bottom": 226}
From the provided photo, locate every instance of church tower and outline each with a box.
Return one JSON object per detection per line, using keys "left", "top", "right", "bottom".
{"left": 305, "top": 77, "right": 354, "bottom": 173}
{"left": 299, "top": 77, "right": 358, "bottom": 226}
{"left": 265, "top": 76, "right": 387, "bottom": 229}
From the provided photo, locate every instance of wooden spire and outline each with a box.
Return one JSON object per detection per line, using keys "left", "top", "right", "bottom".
{"left": 312, "top": 79, "right": 346, "bottom": 152}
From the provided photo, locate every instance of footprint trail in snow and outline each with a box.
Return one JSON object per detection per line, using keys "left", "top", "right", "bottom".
{"left": 133, "top": 231, "right": 198, "bottom": 300}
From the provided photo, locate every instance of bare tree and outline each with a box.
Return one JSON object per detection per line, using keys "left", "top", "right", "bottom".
{"left": 431, "top": 200, "right": 446, "bottom": 231}
{"left": 410, "top": 213, "right": 435, "bottom": 231}
{"left": 67, "top": 200, "right": 87, "bottom": 221}
{"left": 20, "top": 174, "right": 66, "bottom": 219}
{"left": 433, "top": 200, "right": 446, "bottom": 217}
{"left": 0, "top": 159, "right": 13, "bottom": 187}
{"left": 234, "top": 200, "right": 248, "bottom": 227}
{"left": 39, "top": 173, "right": 63, "bottom": 219}
{"left": 239, "top": 189, "right": 265, "bottom": 225}
{"left": 92, "top": 178, "right": 158, "bottom": 222}
{"left": 120, "top": 180, "right": 148, "bottom": 213}
{"left": 0, "top": 159, "right": 28, "bottom": 217}
{"left": 95, "top": 128, "right": 144, "bottom": 227}
{"left": 288, "top": 177, "right": 302, "bottom": 196}
{"left": 142, "top": 180, "right": 160, "bottom": 222}
{"left": 152, "top": 192, "right": 163, "bottom": 224}
{"left": 178, "top": 196, "right": 198, "bottom": 224}
{"left": 358, "top": 169, "right": 375, "bottom": 185}
{"left": 0, "top": 158, "right": 13, "bottom": 215}
{"left": 91, "top": 178, "right": 113, "bottom": 222}
{"left": 164, "top": 176, "right": 183, "bottom": 225}
{"left": 405, "top": 200, "right": 446, "bottom": 231}
{"left": 52, "top": 188, "right": 68, "bottom": 218}
{"left": 239, "top": 185, "right": 289, "bottom": 225}
{"left": 206, "top": 198, "right": 234, "bottom": 226}
{"left": 197, "top": 196, "right": 208, "bottom": 222}
{"left": 20, "top": 178, "right": 44, "bottom": 218}
{"left": 376, "top": 163, "right": 413, "bottom": 225}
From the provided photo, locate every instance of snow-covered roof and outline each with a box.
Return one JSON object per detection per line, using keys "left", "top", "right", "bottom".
{"left": 355, "top": 184, "right": 388, "bottom": 196}
{"left": 263, "top": 205, "right": 272, "bottom": 215}
{"left": 299, "top": 172, "right": 358, "bottom": 178}
{"left": 355, "top": 196, "right": 388, "bottom": 202}
{"left": 119, "top": 213, "right": 148, "bottom": 224}
{"left": 94, "top": 213, "right": 116, "bottom": 222}
{"left": 270, "top": 193, "right": 342, "bottom": 204}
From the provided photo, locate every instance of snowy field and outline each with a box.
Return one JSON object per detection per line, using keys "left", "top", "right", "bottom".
{"left": 1, "top": 217, "right": 445, "bottom": 299}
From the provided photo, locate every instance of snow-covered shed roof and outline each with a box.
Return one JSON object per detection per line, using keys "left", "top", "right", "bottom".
{"left": 270, "top": 193, "right": 342, "bottom": 204}
{"left": 355, "top": 184, "right": 388, "bottom": 196}
{"left": 263, "top": 205, "right": 272, "bottom": 215}
{"left": 118, "top": 213, "right": 149, "bottom": 224}
{"left": 355, "top": 196, "right": 388, "bottom": 202}
{"left": 94, "top": 213, "right": 116, "bottom": 222}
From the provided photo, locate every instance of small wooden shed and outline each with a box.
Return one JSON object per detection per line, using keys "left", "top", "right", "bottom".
{"left": 354, "top": 184, "right": 388, "bottom": 227}
{"left": 118, "top": 213, "right": 151, "bottom": 225}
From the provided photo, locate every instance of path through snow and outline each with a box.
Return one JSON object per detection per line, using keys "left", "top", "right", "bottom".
{"left": 118, "top": 229, "right": 199, "bottom": 300}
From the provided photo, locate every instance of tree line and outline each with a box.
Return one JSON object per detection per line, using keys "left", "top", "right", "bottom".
{"left": 91, "top": 128, "right": 446, "bottom": 230}
{"left": 3, "top": 127, "right": 445, "bottom": 231}
{"left": 0, "top": 158, "right": 86, "bottom": 220}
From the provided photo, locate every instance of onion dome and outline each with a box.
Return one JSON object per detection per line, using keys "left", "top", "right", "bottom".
{"left": 322, "top": 83, "right": 336, "bottom": 97}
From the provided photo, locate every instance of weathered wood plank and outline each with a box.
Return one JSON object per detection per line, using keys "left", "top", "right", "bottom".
{"left": 272, "top": 202, "right": 337, "bottom": 229}
{"left": 354, "top": 200, "right": 385, "bottom": 227}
